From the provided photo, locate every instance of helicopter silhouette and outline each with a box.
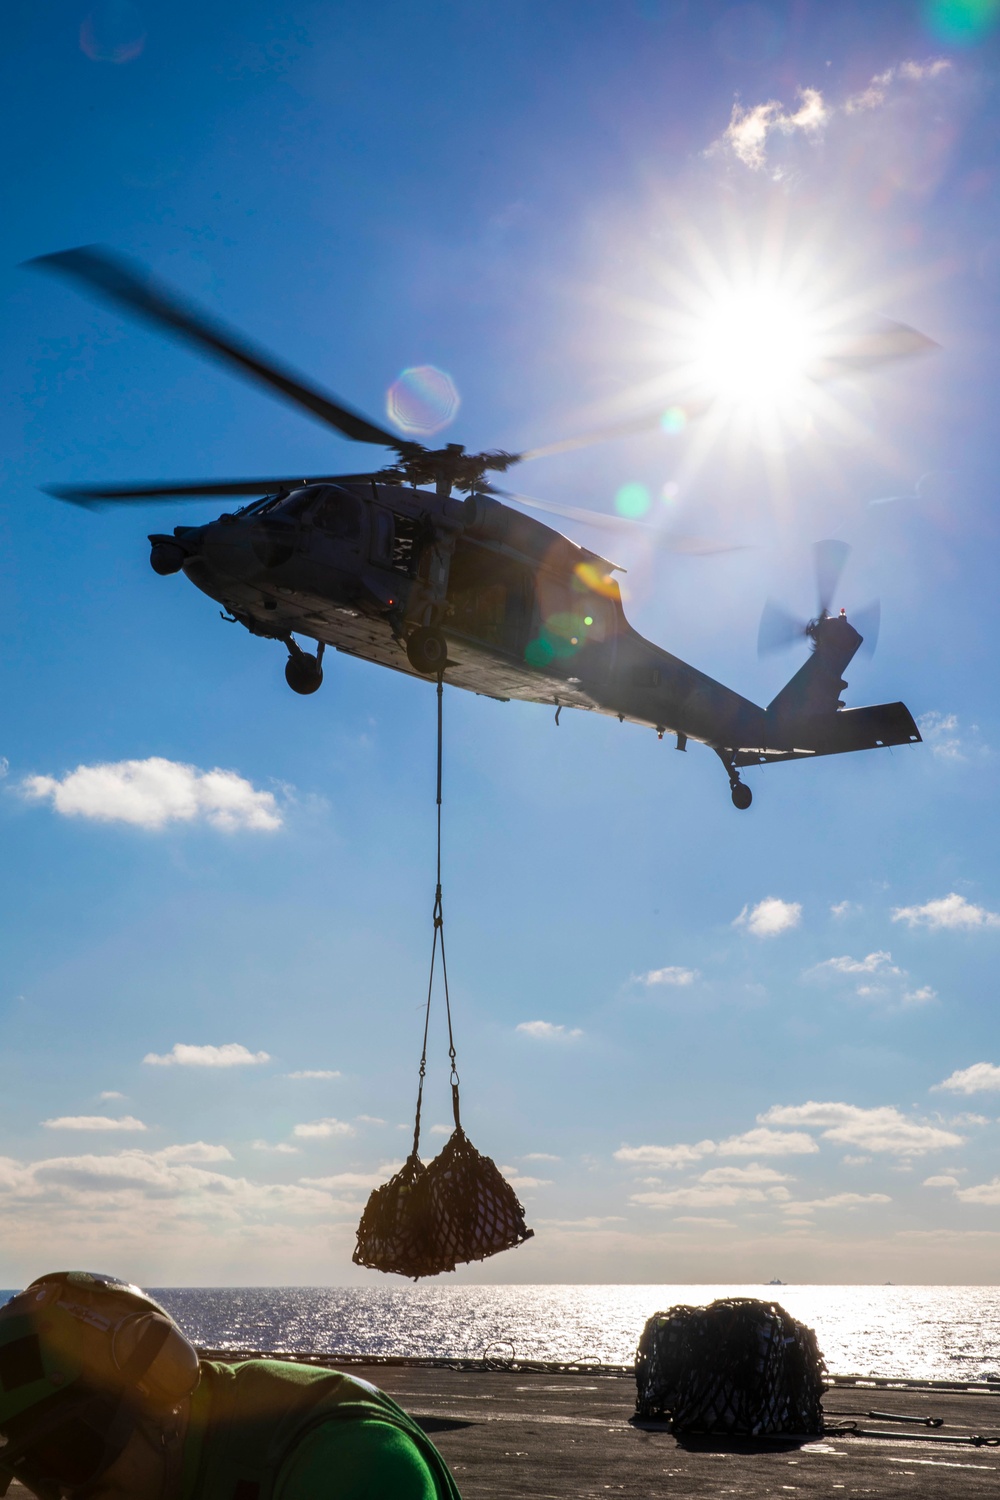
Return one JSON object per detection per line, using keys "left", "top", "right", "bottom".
{"left": 30, "top": 247, "right": 928, "bottom": 810}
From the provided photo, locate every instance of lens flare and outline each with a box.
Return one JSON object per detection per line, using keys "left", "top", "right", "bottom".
{"left": 614, "top": 482, "right": 651, "bottom": 519}
{"left": 662, "top": 481, "right": 680, "bottom": 504}
{"left": 924, "top": 0, "right": 1000, "bottom": 42}
{"left": 386, "top": 365, "right": 460, "bottom": 436}
{"left": 574, "top": 561, "right": 619, "bottom": 598}
{"left": 660, "top": 406, "right": 687, "bottom": 434}
{"left": 79, "top": 0, "right": 146, "bottom": 62}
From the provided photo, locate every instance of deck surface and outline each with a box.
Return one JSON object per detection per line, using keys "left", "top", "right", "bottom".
{"left": 374, "top": 1366, "right": 1000, "bottom": 1499}
{"left": 6, "top": 1366, "right": 999, "bottom": 1497}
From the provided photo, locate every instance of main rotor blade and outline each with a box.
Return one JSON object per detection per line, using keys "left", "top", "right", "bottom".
{"left": 492, "top": 486, "right": 744, "bottom": 554}
{"left": 517, "top": 399, "right": 713, "bottom": 464}
{"left": 815, "top": 538, "right": 851, "bottom": 618}
{"left": 45, "top": 474, "right": 383, "bottom": 508}
{"left": 27, "top": 246, "right": 404, "bottom": 451}
{"left": 813, "top": 318, "right": 939, "bottom": 378}
{"left": 852, "top": 599, "right": 881, "bottom": 659}
{"left": 758, "top": 599, "right": 807, "bottom": 656}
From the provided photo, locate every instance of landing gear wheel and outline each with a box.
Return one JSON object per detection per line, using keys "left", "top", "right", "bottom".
{"left": 285, "top": 653, "right": 323, "bottom": 695}
{"left": 406, "top": 627, "right": 448, "bottom": 676}
{"left": 731, "top": 782, "right": 752, "bottom": 811}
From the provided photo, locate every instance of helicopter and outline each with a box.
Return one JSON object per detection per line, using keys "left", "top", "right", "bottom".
{"left": 30, "top": 246, "right": 927, "bottom": 810}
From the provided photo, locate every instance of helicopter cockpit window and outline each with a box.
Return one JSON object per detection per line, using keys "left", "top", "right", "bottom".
{"left": 272, "top": 487, "right": 314, "bottom": 516}
{"left": 311, "top": 488, "right": 362, "bottom": 540}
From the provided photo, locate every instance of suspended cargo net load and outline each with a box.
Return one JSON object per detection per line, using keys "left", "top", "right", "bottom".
{"left": 352, "top": 1153, "right": 430, "bottom": 1279}
{"left": 634, "top": 1297, "right": 826, "bottom": 1437}
{"left": 354, "top": 675, "right": 533, "bottom": 1280}
{"left": 421, "top": 1127, "right": 532, "bottom": 1271}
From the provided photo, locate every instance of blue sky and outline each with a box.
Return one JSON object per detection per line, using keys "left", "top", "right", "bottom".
{"left": 3, "top": 0, "right": 1000, "bottom": 1286}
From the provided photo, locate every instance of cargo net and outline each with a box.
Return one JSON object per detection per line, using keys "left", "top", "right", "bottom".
{"left": 634, "top": 1298, "right": 826, "bottom": 1437}
{"left": 353, "top": 1131, "right": 533, "bottom": 1280}
{"left": 352, "top": 1153, "right": 429, "bottom": 1279}
{"left": 353, "top": 677, "right": 533, "bottom": 1280}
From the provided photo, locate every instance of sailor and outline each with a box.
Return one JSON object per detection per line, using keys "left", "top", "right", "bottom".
{"left": 0, "top": 1271, "right": 463, "bottom": 1499}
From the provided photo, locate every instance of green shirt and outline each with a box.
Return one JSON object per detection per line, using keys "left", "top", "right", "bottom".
{"left": 181, "top": 1359, "right": 461, "bottom": 1500}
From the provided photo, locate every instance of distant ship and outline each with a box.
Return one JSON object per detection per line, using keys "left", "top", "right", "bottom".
{"left": 766, "top": 1278, "right": 786, "bottom": 1285}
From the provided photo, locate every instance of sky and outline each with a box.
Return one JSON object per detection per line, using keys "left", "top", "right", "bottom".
{"left": 3, "top": 0, "right": 1000, "bottom": 1289}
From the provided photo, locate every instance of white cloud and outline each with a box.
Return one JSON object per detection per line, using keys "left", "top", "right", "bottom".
{"left": 523, "top": 1153, "right": 561, "bottom": 1162}
{"left": 716, "top": 1128, "right": 818, "bottom": 1157}
{"left": 6, "top": 1149, "right": 335, "bottom": 1220}
{"left": 251, "top": 1140, "right": 299, "bottom": 1154}
{"left": 0, "top": 757, "right": 8, "bottom": 779}
{"left": 810, "top": 951, "right": 902, "bottom": 977}
{"left": 842, "top": 1155, "right": 871, "bottom": 1166}
{"left": 933, "top": 1062, "right": 1000, "bottom": 1095}
{"left": 535, "top": 1216, "right": 625, "bottom": 1229}
{"left": 42, "top": 1115, "right": 147, "bottom": 1132}
{"left": 632, "top": 1184, "right": 789, "bottom": 1209}
{"left": 956, "top": 1179, "right": 1000, "bottom": 1205}
{"left": 903, "top": 986, "right": 937, "bottom": 1006}
{"left": 429, "top": 1124, "right": 451, "bottom": 1136}
{"left": 673, "top": 1216, "right": 736, "bottom": 1229}
{"left": 615, "top": 1142, "right": 715, "bottom": 1169}
{"left": 698, "top": 1163, "right": 790, "bottom": 1185}
{"left": 285, "top": 1070, "right": 341, "bottom": 1080}
{"left": 98, "top": 1091, "right": 125, "bottom": 1101}
{"left": 616, "top": 1128, "right": 816, "bottom": 1170}
{"left": 637, "top": 966, "right": 699, "bottom": 987}
{"left": 892, "top": 893, "right": 1000, "bottom": 931}
{"left": 715, "top": 59, "right": 951, "bottom": 171}
{"left": 292, "top": 1118, "right": 356, "bottom": 1140}
{"left": 301, "top": 1169, "right": 400, "bottom": 1191}
{"left": 720, "top": 87, "right": 830, "bottom": 170}
{"left": 734, "top": 898, "right": 801, "bottom": 938}
{"left": 845, "top": 58, "right": 952, "bottom": 114}
{"left": 515, "top": 1020, "right": 583, "bottom": 1040}
{"left": 154, "top": 1142, "right": 233, "bottom": 1163}
{"left": 760, "top": 1102, "right": 964, "bottom": 1156}
{"left": 781, "top": 1193, "right": 891, "bottom": 1212}
{"left": 355, "top": 1115, "right": 386, "bottom": 1125}
{"left": 22, "top": 756, "right": 282, "bottom": 832}
{"left": 918, "top": 711, "right": 965, "bottom": 761}
{"left": 923, "top": 1175, "right": 960, "bottom": 1189}
{"left": 143, "top": 1043, "right": 270, "bottom": 1068}
{"left": 830, "top": 901, "right": 858, "bottom": 918}
{"left": 499, "top": 1165, "right": 551, "bottom": 1190}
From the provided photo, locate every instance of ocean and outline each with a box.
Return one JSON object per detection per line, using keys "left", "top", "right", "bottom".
{"left": 114, "top": 1285, "right": 1000, "bottom": 1381}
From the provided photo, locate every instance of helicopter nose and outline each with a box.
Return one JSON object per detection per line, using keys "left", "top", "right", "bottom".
{"left": 147, "top": 524, "right": 206, "bottom": 576}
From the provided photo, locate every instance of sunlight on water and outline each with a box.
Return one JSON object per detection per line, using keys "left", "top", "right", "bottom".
{"left": 143, "top": 1285, "right": 1000, "bottom": 1379}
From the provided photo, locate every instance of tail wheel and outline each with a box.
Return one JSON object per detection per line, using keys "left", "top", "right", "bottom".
{"left": 285, "top": 653, "right": 323, "bottom": 695}
{"left": 406, "top": 627, "right": 448, "bottom": 676}
{"left": 731, "top": 782, "right": 752, "bottom": 811}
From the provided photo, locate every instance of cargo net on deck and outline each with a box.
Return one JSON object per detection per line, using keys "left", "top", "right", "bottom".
{"left": 635, "top": 1298, "right": 826, "bottom": 1437}
{"left": 353, "top": 677, "right": 533, "bottom": 1280}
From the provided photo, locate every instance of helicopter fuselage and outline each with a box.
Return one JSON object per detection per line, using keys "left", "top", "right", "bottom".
{"left": 150, "top": 480, "right": 921, "bottom": 795}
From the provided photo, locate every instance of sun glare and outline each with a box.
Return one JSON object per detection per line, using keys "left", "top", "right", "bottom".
{"left": 688, "top": 284, "right": 822, "bottom": 408}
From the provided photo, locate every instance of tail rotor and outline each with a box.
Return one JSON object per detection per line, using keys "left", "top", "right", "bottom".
{"left": 758, "top": 540, "right": 880, "bottom": 659}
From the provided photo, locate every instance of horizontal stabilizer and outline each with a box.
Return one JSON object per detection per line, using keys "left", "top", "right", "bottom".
{"left": 735, "top": 702, "right": 921, "bottom": 768}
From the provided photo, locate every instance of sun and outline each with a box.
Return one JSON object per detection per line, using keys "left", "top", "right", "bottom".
{"left": 689, "top": 282, "right": 825, "bottom": 410}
